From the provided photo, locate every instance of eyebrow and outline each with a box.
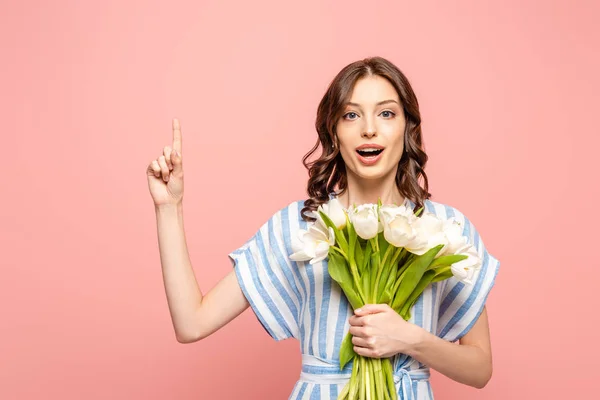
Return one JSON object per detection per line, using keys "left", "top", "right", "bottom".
{"left": 345, "top": 99, "right": 400, "bottom": 107}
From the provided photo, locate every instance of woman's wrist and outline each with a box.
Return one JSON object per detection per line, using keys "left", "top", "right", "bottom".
{"left": 155, "top": 202, "right": 183, "bottom": 214}
{"left": 403, "top": 324, "right": 432, "bottom": 358}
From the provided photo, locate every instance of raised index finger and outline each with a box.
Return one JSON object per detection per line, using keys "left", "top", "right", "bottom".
{"left": 172, "top": 118, "right": 182, "bottom": 154}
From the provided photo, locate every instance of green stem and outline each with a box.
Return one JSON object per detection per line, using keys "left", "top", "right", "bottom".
{"left": 364, "top": 356, "right": 372, "bottom": 400}
{"left": 393, "top": 267, "right": 407, "bottom": 293}
{"left": 368, "top": 358, "right": 375, "bottom": 400}
{"left": 389, "top": 247, "right": 405, "bottom": 267}
{"left": 347, "top": 257, "right": 366, "bottom": 305}
{"left": 359, "top": 356, "right": 366, "bottom": 400}
{"left": 331, "top": 245, "right": 348, "bottom": 260}
{"left": 383, "top": 358, "right": 397, "bottom": 400}
{"left": 373, "top": 245, "right": 399, "bottom": 303}
{"left": 331, "top": 245, "right": 366, "bottom": 305}
{"left": 348, "top": 357, "right": 359, "bottom": 399}
{"left": 380, "top": 244, "right": 394, "bottom": 269}
{"left": 338, "top": 379, "right": 350, "bottom": 400}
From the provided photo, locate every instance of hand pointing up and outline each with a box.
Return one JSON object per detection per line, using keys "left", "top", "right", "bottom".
{"left": 146, "top": 118, "right": 185, "bottom": 207}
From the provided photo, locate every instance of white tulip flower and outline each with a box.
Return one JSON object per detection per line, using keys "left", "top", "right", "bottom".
{"left": 406, "top": 212, "right": 448, "bottom": 255}
{"left": 383, "top": 214, "right": 417, "bottom": 248}
{"left": 307, "top": 198, "right": 347, "bottom": 232}
{"left": 450, "top": 244, "right": 482, "bottom": 284}
{"left": 290, "top": 224, "right": 336, "bottom": 264}
{"left": 378, "top": 203, "right": 416, "bottom": 226}
{"left": 439, "top": 218, "right": 468, "bottom": 257}
{"left": 348, "top": 204, "right": 380, "bottom": 240}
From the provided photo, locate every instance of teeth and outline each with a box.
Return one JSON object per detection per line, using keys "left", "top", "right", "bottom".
{"left": 358, "top": 148, "right": 381, "bottom": 152}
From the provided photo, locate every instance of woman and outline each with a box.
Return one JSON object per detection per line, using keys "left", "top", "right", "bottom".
{"left": 146, "top": 56, "right": 500, "bottom": 399}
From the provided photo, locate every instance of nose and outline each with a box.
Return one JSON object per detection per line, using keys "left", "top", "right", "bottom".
{"left": 361, "top": 129, "right": 376, "bottom": 139}
{"left": 361, "top": 117, "right": 377, "bottom": 138}
{"left": 361, "top": 115, "right": 377, "bottom": 139}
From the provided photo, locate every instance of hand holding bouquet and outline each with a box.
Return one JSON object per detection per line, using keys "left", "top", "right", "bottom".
{"left": 290, "top": 198, "right": 482, "bottom": 400}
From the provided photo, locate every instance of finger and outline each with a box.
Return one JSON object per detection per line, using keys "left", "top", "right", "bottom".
{"left": 348, "top": 326, "right": 367, "bottom": 338}
{"left": 351, "top": 335, "right": 372, "bottom": 348}
{"left": 353, "top": 346, "right": 381, "bottom": 359}
{"left": 158, "top": 156, "right": 169, "bottom": 182}
{"left": 172, "top": 118, "right": 182, "bottom": 155}
{"left": 170, "top": 148, "right": 183, "bottom": 178}
{"left": 163, "top": 146, "right": 173, "bottom": 170}
{"left": 357, "top": 315, "right": 371, "bottom": 327}
{"left": 355, "top": 304, "right": 387, "bottom": 316}
{"left": 150, "top": 160, "right": 161, "bottom": 178}
{"left": 349, "top": 316, "right": 367, "bottom": 327}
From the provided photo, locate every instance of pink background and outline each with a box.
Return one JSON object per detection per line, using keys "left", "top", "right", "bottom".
{"left": 2, "top": 0, "right": 599, "bottom": 398}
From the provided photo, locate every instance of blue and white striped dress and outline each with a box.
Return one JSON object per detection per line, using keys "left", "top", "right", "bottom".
{"left": 228, "top": 195, "right": 500, "bottom": 400}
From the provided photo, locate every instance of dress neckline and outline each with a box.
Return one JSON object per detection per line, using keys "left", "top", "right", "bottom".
{"left": 328, "top": 192, "right": 414, "bottom": 210}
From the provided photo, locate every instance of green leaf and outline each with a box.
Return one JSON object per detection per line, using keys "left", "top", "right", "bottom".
{"left": 428, "top": 254, "right": 468, "bottom": 269}
{"left": 347, "top": 215, "right": 357, "bottom": 268}
{"left": 392, "top": 285, "right": 411, "bottom": 314}
{"left": 375, "top": 265, "right": 390, "bottom": 304}
{"left": 400, "top": 270, "right": 436, "bottom": 318}
{"left": 387, "top": 263, "right": 398, "bottom": 288}
{"left": 400, "top": 307, "right": 411, "bottom": 321}
{"left": 362, "top": 266, "right": 371, "bottom": 304}
{"left": 431, "top": 268, "right": 454, "bottom": 282}
{"left": 379, "top": 286, "right": 392, "bottom": 305}
{"left": 327, "top": 250, "right": 348, "bottom": 284}
{"left": 339, "top": 331, "right": 356, "bottom": 369}
{"left": 391, "top": 264, "right": 408, "bottom": 295}
{"left": 355, "top": 238, "right": 365, "bottom": 271}
{"left": 391, "top": 245, "right": 443, "bottom": 311}
{"left": 345, "top": 288, "right": 364, "bottom": 311}
{"left": 319, "top": 210, "right": 348, "bottom": 253}
{"left": 376, "top": 246, "right": 398, "bottom": 303}
{"left": 389, "top": 247, "right": 405, "bottom": 268}
{"left": 361, "top": 240, "right": 373, "bottom": 276}
{"left": 378, "top": 231, "right": 390, "bottom": 261}
{"left": 328, "top": 250, "right": 364, "bottom": 309}
{"left": 369, "top": 251, "right": 380, "bottom": 303}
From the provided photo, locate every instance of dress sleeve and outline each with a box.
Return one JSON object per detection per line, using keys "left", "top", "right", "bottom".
{"left": 436, "top": 212, "right": 501, "bottom": 342}
{"left": 228, "top": 208, "right": 300, "bottom": 341}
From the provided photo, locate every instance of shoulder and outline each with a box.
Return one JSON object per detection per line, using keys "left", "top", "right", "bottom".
{"left": 422, "top": 198, "right": 466, "bottom": 220}
{"left": 422, "top": 198, "right": 479, "bottom": 238}
{"left": 423, "top": 198, "right": 497, "bottom": 258}
{"left": 252, "top": 199, "right": 310, "bottom": 238}
{"left": 264, "top": 199, "right": 308, "bottom": 223}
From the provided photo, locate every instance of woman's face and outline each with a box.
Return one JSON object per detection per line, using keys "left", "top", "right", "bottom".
{"left": 335, "top": 75, "right": 406, "bottom": 182}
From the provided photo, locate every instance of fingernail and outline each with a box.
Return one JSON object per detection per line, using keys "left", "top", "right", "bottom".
{"left": 355, "top": 308, "right": 362, "bottom": 313}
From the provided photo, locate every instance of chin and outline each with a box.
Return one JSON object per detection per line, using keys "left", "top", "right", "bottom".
{"left": 352, "top": 166, "right": 392, "bottom": 181}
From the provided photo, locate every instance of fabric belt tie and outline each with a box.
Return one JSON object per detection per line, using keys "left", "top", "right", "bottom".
{"left": 300, "top": 354, "right": 429, "bottom": 399}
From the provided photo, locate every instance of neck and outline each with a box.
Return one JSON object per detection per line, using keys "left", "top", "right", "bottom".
{"left": 337, "top": 169, "right": 405, "bottom": 209}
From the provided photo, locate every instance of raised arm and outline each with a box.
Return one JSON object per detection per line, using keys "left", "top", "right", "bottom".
{"left": 147, "top": 119, "right": 249, "bottom": 343}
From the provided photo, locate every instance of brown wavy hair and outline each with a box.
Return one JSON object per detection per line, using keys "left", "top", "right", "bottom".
{"left": 301, "top": 56, "right": 431, "bottom": 222}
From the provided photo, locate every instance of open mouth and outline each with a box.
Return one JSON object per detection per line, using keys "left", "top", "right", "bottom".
{"left": 356, "top": 149, "right": 384, "bottom": 158}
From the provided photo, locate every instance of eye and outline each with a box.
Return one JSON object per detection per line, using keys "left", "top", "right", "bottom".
{"left": 343, "top": 112, "right": 359, "bottom": 120}
{"left": 380, "top": 110, "right": 396, "bottom": 118}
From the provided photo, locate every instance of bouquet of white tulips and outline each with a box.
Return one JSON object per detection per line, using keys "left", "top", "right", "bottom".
{"left": 290, "top": 198, "right": 482, "bottom": 400}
